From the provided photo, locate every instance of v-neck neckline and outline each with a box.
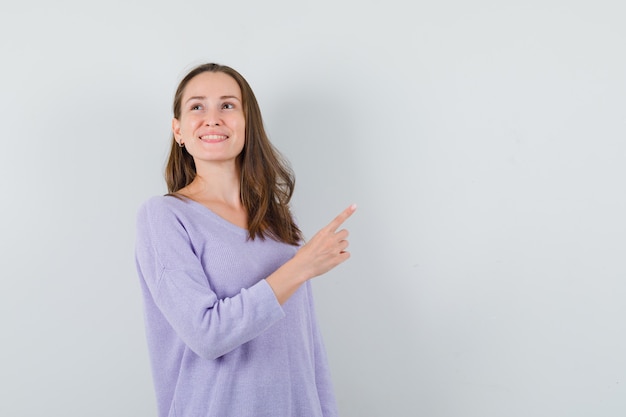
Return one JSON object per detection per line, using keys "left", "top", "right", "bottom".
{"left": 166, "top": 194, "right": 249, "bottom": 237}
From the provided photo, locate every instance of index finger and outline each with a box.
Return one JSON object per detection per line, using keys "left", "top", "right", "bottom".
{"left": 326, "top": 204, "right": 357, "bottom": 232}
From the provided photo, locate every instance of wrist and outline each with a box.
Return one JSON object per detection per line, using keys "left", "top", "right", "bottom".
{"left": 282, "top": 256, "right": 311, "bottom": 285}
{"left": 265, "top": 256, "right": 309, "bottom": 305}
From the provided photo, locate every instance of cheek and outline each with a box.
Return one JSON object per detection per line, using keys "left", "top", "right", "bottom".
{"left": 235, "top": 117, "right": 246, "bottom": 135}
{"left": 181, "top": 117, "right": 201, "bottom": 135}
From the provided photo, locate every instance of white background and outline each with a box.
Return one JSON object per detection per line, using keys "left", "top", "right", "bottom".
{"left": 1, "top": 1, "right": 625, "bottom": 416}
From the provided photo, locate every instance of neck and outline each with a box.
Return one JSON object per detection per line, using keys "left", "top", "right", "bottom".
{"left": 187, "top": 161, "right": 242, "bottom": 207}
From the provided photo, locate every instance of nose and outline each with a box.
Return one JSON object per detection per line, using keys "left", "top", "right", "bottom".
{"left": 204, "top": 107, "right": 221, "bottom": 126}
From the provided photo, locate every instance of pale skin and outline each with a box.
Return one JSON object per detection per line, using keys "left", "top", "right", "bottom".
{"left": 266, "top": 204, "right": 356, "bottom": 304}
{"left": 172, "top": 71, "right": 356, "bottom": 305}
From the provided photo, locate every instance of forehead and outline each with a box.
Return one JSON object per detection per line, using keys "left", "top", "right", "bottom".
{"left": 182, "top": 71, "right": 242, "bottom": 100}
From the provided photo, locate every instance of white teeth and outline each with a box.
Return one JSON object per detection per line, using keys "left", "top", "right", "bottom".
{"left": 200, "top": 135, "right": 227, "bottom": 140}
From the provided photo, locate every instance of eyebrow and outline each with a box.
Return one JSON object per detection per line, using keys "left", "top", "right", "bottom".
{"left": 184, "top": 95, "right": 242, "bottom": 104}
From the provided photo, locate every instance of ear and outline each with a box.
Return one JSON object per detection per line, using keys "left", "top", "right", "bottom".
{"left": 172, "top": 118, "right": 182, "bottom": 141}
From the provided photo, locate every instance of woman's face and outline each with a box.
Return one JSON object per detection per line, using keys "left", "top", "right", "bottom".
{"left": 172, "top": 71, "right": 246, "bottom": 167}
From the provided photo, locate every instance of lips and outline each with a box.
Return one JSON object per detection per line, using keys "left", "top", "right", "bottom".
{"left": 198, "top": 134, "right": 228, "bottom": 143}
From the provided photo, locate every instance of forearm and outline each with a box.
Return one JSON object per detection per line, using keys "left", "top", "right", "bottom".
{"left": 152, "top": 269, "right": 285, "bottom": 360}
{"left": 266, "top": 203, "right": 356, "bottom": 305}
{"left": 265, "top": 256, "right": 311, "bottom": 305}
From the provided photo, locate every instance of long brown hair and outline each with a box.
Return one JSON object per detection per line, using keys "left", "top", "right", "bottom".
{"left": 165, "top": 63, "right": 302, "bottom": 245}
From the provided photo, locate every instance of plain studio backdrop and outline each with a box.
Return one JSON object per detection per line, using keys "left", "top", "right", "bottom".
{"left": 1, "top": 1, "right": 624, "bottom": 416}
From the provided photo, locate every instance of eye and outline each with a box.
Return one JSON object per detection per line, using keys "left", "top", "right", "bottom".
{"left": 190, "top": 103, "right": 203, "bottom": 111}
{"left": 222, "top": 102, "right": 235, "bottom": 110}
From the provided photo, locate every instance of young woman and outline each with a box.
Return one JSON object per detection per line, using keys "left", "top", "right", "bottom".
{"left": 135, "top": 63, "right": 355, "bottom": 417}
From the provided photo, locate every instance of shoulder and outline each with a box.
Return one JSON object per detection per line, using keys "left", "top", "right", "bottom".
{"left": 139, "top": 194, "right": 191, "bottom": 213}
{"left": 136, "top": 195, "right": 190, "bottom": 226}
{"left": 135, "top": 195, "right": 201, "bottom": 249}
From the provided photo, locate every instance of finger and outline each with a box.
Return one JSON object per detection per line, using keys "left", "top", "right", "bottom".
{"left": 326, "top": 204, "right": 357, "bottom": 232}
{"left": 335, "top": 229, "right": 349, "bottom": 240}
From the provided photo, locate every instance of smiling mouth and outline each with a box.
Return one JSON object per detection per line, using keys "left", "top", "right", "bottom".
{"left": 199, "top": 135, "right": 228, "bottom": 142}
